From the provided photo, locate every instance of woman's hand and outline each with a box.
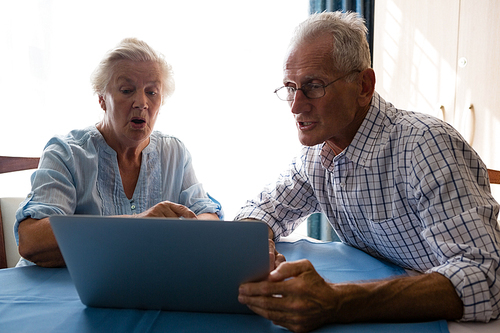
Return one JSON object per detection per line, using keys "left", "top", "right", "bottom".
{"left": 136, "top": 201, "right": 196, "bottom": 219}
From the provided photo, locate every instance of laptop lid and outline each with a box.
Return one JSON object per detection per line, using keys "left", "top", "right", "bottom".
{"left": 49, "top": 215, "right": 269, "bottom": 314}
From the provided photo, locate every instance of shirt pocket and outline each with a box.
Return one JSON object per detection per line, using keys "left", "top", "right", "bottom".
{"left": 365, "top": 213, "right": 436, "bottom": 271}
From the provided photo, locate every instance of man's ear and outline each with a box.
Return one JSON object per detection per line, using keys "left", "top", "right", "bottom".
{"left": 98, "top": 95, "right": 106, "bottom": 111}
{"left": 358, "top": 68, "right": 375, "bottom": 107}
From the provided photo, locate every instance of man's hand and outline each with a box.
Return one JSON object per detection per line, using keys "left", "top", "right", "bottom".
{"left": 267, "top": 225, "right": 286, "bottom": 271}
{"left": 136, "top": 201, "right": 196, "bottom": 219}
{"left": 269, "top": 238, "right": 286, "bottom": 271}
{"left": 239, "top": 259, "right": 335, "bottom": 333}
{"left": 239, "top": 259, "right": 464, "bottom": 333}
{"left": 239, "top": 221, "right": 286, "bottom": 271}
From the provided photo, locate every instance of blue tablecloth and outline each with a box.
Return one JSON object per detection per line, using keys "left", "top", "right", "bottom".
{"left": 0, "top": 240, "right": 448, "bottom": 332}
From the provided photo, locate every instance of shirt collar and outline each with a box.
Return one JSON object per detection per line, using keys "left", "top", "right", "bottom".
{"left": 91, "top": 125, "right": 158, "bottom": 156}
{"left": 319, "top": 92, "right": 389, "bottom": 170}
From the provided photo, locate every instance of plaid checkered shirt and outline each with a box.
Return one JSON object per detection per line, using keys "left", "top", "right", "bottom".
{"left": 235, "top": 92, "right": 500, "bottom": 322}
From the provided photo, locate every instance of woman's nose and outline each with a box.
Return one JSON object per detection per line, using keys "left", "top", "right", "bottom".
{"left": 133, "top": 91, "right": 148, "bottom": 109}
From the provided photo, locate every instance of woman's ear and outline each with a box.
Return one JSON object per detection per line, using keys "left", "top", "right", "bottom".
{"left": 357, "top": 68, "right": 376, "bottom": 107}
{"left": 98, "top": 95, "right": 106, "bottom": 111}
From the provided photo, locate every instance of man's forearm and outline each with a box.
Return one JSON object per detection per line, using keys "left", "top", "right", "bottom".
{"left": 332, "top": 272, "right": 463, "bottom": 323}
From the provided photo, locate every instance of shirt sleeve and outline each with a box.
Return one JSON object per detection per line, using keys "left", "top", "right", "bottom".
{"left": 14, "top": 137, "right": 79, "bottom": 242}
{"left": 410, "top": 129, "right": 500, "bottom": 322}
{"left": 169, "top": 137, "right": 223, "bottom": 218}
{"left": 234, "top": 147, "right": 320, "bottom": 240}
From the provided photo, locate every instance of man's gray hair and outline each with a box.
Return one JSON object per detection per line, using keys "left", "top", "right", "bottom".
{"left": 290, "top": 11, "right": 371, "bottom": 78}
{"left": 91, "top": 38, "right": 175, "bottom": 104}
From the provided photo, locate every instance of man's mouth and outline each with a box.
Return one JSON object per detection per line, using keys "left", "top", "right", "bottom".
{"left": 297, "top": 121, "right": 317, "bottom": 131}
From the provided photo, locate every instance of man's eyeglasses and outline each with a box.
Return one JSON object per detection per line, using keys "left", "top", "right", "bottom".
{"left": 274, "top": 70, "right": 361, "bottom": 102}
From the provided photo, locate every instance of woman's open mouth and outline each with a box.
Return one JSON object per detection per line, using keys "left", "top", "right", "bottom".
{"left": 130, "top": 118, "right": 146, "bottom": 128}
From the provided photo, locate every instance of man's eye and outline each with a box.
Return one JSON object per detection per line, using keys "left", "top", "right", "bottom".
{"left": 304, "top": 83, "right": 323, "bottom": 91}
{"left": 285, "top": 87, "right": 296, "bottom": 94}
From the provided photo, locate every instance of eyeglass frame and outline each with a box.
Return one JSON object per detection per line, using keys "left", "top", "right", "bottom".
{"left": 274, "top": 70, "right": 362, "bottom": 102}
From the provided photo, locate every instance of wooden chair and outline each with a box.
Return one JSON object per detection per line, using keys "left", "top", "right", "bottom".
{"left": 0, "top": 156, "right": 40, "bottom": 269}
{"left": 488, "top": 169, "right": 500, "bottom": 185}
{"left": 0, "top": 156, "right": 40, "bottom": 174}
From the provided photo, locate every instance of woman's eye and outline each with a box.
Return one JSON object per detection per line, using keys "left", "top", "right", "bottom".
{"left": 120, "top": 89, "right": 132, "bottom": 94}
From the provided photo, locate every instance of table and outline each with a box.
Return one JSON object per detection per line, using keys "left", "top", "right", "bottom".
{"left": 0, "top": 239, "right": 491, "bottom": 332}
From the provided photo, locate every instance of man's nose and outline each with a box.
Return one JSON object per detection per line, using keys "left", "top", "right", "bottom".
{"left": 290, "top": 89, "right": 308, "bottom": 114}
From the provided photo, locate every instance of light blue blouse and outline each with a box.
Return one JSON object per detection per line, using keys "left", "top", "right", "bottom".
{"left": 15, "top": 126, "right": 222, "bottom": 245}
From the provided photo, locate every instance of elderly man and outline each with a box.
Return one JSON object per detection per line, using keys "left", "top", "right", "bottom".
{"left": 236, "top": 11, "right": 500, "bottom": 333}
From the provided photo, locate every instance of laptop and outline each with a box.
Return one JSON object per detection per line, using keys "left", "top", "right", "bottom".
{"left": 49, "top": 215, "right": 269, "bottom": 314}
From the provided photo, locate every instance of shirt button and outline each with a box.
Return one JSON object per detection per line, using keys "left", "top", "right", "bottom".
{"left": 131, "top": 204, "right": 136, "bottom": 210}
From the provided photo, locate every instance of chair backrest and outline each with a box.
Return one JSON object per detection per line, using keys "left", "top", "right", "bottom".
{"left": 488, "top": 169, "right": 500, "bottom": 185}
{"left": 0, "top": 156, "right": 40, "bottom": 269}
{"left": 0, "top": 156, "right": 40, "bottom": 174}
{"left": 0, "top": 197, "right": 26, "bottom": 268}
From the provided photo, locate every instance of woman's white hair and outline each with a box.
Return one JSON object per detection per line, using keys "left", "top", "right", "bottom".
{"left": 290, "top": 11, "right": 371, "bottom": 79}
{"left": 91, "top": 38, "right": 175, "bottom": 104}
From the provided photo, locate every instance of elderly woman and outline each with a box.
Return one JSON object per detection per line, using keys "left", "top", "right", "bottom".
{"left": 15, "top": 38, "right": 222, "bottom": 268}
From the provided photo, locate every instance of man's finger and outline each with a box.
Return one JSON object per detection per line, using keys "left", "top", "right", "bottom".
{"left": 276, "top": 253, "right": 286, "bottom": 267}
{"left": 268, "top": 259, "right": 314, "bottom": 281}
{"left": 269, "top": 252, "right": 276, "bottom": 272}
{"left": 240, "top": 280, "right": 288, "bottom": 298}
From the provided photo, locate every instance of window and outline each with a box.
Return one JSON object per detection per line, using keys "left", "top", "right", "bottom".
{"left": 0, "top": 0, "right": 308, "bottom": 219}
